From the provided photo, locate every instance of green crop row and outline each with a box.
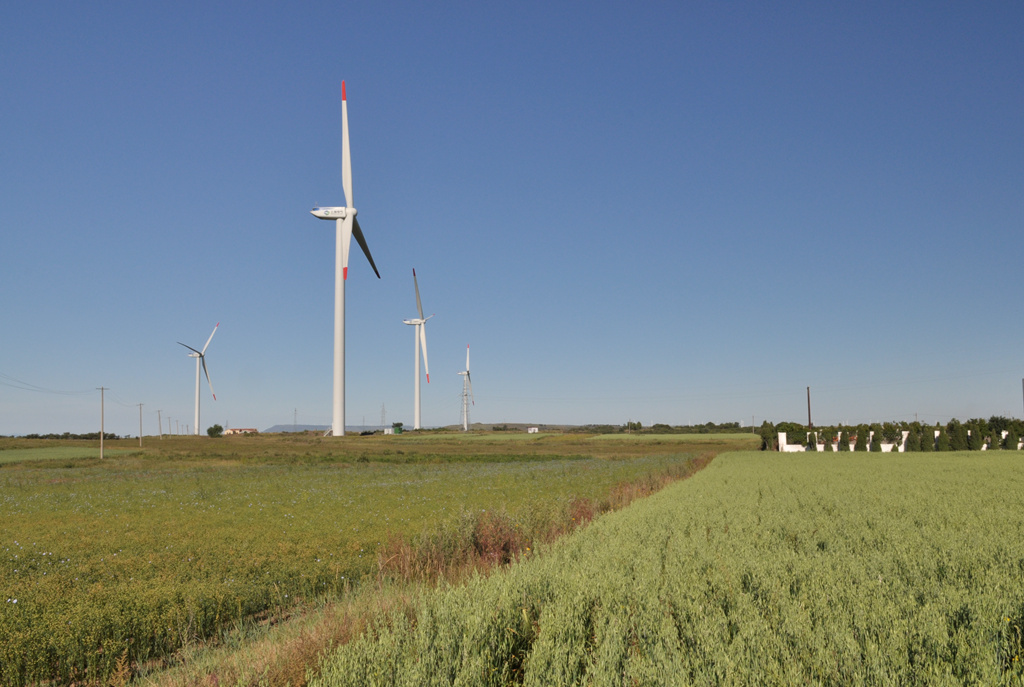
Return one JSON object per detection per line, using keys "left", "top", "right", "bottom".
{"left": 312, "top": 451, "right": 1024, "bottom": 685}
{"left": 0, "top": 449, "right": 699, "bottom": 685}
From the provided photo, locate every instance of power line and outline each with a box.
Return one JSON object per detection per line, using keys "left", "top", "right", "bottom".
{"left": 0, "top": 372, "right": 92, "bottom": 395}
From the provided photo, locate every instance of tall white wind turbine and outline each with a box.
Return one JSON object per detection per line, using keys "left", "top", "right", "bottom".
{"left": 311, "top": 81, "right": 380, "bottom": 437}
{"left": 178, "top": 322, "right": 218, "bottom": 436}
{"left": 402, "top": 269, "right": 432, "bottom": 430}
{"left": 458, "top": 344, "right": 474, "bottom": 432}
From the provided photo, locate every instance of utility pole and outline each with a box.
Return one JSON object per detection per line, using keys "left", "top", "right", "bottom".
{"left": 97, "top": 387, "right": 107, "bottom": 459}
{"left": 806, "top": 386, "right": 813, "bottom": 428}
{"left": 138, "top": 403, "right": 144, "bottom": 448}
{"left": 157, "top": 410, "right": 163, "bottom": 439}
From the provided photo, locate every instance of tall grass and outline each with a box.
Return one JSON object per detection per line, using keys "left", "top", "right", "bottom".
{"left": 312, "top": 451, "right": 1024, "bottom": 685}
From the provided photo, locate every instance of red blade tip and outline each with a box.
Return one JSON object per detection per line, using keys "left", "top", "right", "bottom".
{"left": 343, "top": 266, "right": 348, "bottom": 280}
{"left": 342, "top": 81, "right": 346, "bottom": 101}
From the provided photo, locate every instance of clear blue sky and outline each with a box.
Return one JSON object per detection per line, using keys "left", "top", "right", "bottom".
{"left": 2, "top": 1, "right": 1022, "bottom": 436}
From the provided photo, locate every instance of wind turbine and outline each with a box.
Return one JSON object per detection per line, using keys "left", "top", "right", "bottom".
{"left": 178, "top": 323, "right": 218, "bottom": 436}
{"left": 402, "top": 269, "right": 432, "bottom": 430}
{"left": 458, "top": 344, "right": 474, "bottom": 432}
{"left": 310, "top": 81, "right": 380, "bottom": 437}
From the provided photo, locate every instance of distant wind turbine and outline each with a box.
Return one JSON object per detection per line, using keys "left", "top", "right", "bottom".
{"left": 178, "top": 322, "right": 218, "bottom": 436}
{"left": 310, "top": 81, "right": 380, "bottom": 437}
{"left": 403, "top": 269, "right": 432, "bottom": 430}
{"left": 458, "top": 344, "right": 474, "bottom": 432}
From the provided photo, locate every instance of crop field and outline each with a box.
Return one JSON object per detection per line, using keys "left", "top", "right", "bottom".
{"left": 0, "top": 432, "right": 744, "bottom": 685}
{"left": 313, "top": 451, "right": 1024, "bottom": 686}
{"left": 0, "top": 446, "right": 138, "bottom": 465}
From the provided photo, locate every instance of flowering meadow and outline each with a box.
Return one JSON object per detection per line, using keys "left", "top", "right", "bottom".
{"left": 312, "top": 451, "right": 1024, "bottom": 685}
{"left": 0, "top": 433, "right": 727, "bottom": 685}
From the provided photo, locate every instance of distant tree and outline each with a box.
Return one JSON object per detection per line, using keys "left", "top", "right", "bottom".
{"left": 968, "top": 420, "right": 984, "bottom": 449}
{"left": 919, "top": 425, "right": 934, "bottom": 452}
{"left": 759, "top": 421, "right": 777, "bottom": 451}
{"left": 936, "top": 426, "right": 951, "bottom": 451}
{"left": 853, "top": 425, "right": 868, "bottom": 451}
{"left": 905, "top": 425, "right": 921, "bottom": 452}
{"left": 776, "top": 422, "right": 805, "bottom": 447}
{"left": 882, "top": 422, "right": 902, "bottom": 447}
{"left": 989, "top": 416, "right": 1012, "bottom": 436}
{"left": 869, "top": 424, "right": 883, "bottom": 452}
{"left": 947, "top": 420, "right": 967, "bottom": 451}
{"left": 207, "top": 424, "right": 223, "bottom": 438}
{"left": 807, "top": 431, "right": 819, "bottom": 451}
{"left": 838, "top": 428, "right": 851, "bottom": 452}
{"left": 1003, "top": 425, "right": 1020, "bottom": 451}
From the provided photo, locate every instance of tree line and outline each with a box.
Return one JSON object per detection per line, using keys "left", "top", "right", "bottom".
{"left": 758, "top": 417, "right": 1024, "bottom": 452}
{"left": 16, "top": 432, "right": 123, "bottom": 440}
{"left": 572, "top": 421, "right": 744, "bottom": 435}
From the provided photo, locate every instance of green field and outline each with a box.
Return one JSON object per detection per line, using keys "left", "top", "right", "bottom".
{"left": 0, "top": 433, "right": 725, "bottom": 685}
{"left": 313, "top": 451, "right": 1024, "bottom": 685}
{"left": 0, "top": 446, "right": 137, "bottom": 464}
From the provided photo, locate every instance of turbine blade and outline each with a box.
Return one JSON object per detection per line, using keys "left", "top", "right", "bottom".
{"left": 467, "top": 375, "right": 474, "bottom": 405}
{"left": 465, "top": 344, "right": 470, "bottom": 372}
{"left": 202, "top": 357, "right": 216, "bottom": 401}
{"left": 419, "top": 323, "right": 429, "bottom": 383}
{"left": 413, "top": 269, "right": 424, "bottom": 319}
{"left": 178, "top": 342, "right": 201, "bottom": 355}
{"left": 201, "top": 322, "right": 219, "bottom": 355}
{"left": 352, "top": 217, "right": 380, "bottom": 278}
{"left": 341, "top": 81, "right": 353, "bottom": 209}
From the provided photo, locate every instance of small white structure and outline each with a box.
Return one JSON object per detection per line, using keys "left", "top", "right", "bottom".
{"left": 778, "top": 430, "right": 908, "bottom": 452}
{"left": 527, "top": 427, "right": 539, "bottom": 434}
{"left": 224, "top": 427, "right": 258, "bottom": 436}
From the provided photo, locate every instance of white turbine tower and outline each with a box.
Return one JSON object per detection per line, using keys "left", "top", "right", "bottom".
{"left": 311, "top": 81, "right": 380, "bottom": 437}
{"left": 178, "top": 323, "right": 218, "bottom": 436}
{"left": 403, "top": 269, "right": 432, "bottom": 430}
{"left": 458, "top": 344, "right": 474, "bottom": 432}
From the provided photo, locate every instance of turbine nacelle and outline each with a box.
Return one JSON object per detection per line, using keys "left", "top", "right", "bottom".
{"left": 311, "top": 206, "right": 355, "bottom": 220}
